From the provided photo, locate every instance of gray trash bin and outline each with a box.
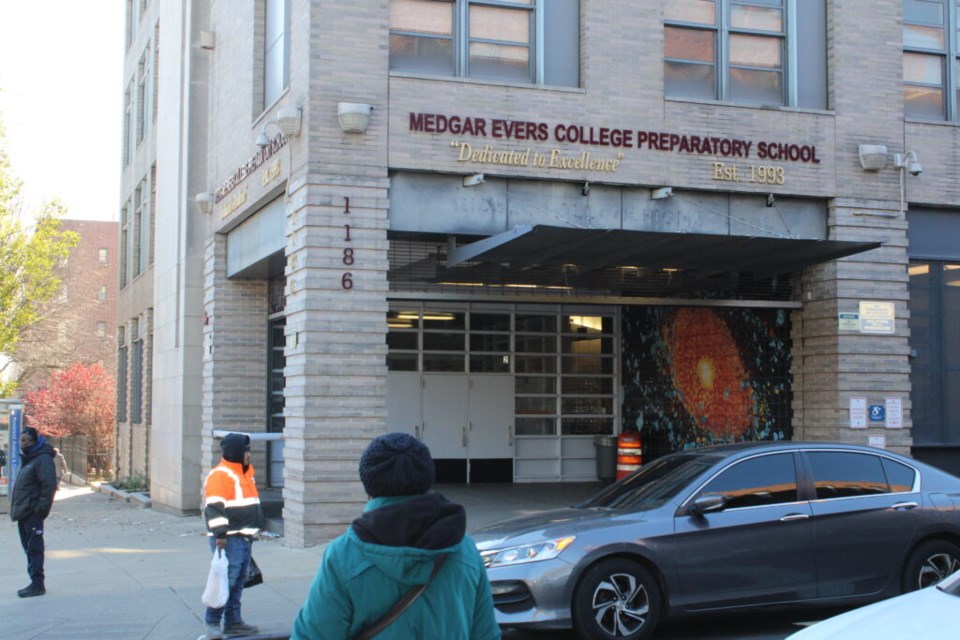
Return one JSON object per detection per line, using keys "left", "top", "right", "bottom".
{"left": 594, "top": 435, "right": 617, "bottom": 483}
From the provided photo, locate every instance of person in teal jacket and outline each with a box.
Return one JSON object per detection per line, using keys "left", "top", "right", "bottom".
{"left": 291, "top": 432, "right": 500, "bottom": 640}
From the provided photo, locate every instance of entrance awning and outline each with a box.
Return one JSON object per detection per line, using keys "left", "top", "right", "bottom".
{"left": 446, "top": 225, "right": 881, "bottom": 277}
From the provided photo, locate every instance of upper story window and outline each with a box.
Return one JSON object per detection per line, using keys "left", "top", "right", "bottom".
{"left": 666, "top": 0, "right": 786, "bottom": 105}
{"left": 263, "top": 0, "right": 290, "bottom": 108}
{"left": 664, "top": 0, "right": 826, "bottom": 108}
{"left": 904, "top": 0, "right": 960, "bottom": 120}
{"left": 389, "top": 0, "right": 580, "bottom": 88}
{"left": 99, "top": 248, "right": 108, "bottom": 265}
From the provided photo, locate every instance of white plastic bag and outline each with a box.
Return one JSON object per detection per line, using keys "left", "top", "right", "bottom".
{"left": 201, "top": 548, "right": 229, "bottom": 608}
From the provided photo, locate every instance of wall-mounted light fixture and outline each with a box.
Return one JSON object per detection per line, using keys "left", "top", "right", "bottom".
{"left": 337, "top": 102, "right": 373, "bottom": 134}
{"left": 651, "top": 187, "right": 673, "bottom": 200}
{"left": 256, "top": 105, "right": 302, "bottom": 148}
{"left": 462, "top": 173, "right": 485, "bottom": 187}
{"left": 195, "top": 192, "right": 215, "bottom": 215}
{"left": 858, "top": 144, "right": 889, "bottom": 171}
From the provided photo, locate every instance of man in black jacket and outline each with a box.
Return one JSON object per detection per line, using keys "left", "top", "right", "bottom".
{"left": 9, "top": 426, "right": 57, "bottom": 597}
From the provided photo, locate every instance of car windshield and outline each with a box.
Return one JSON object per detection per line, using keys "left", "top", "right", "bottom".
{"left": 578, "top": 452, "right": 719, "bottom": 510}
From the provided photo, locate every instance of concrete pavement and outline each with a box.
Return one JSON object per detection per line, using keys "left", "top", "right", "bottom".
{"left": 0, "top": 482, "right": 604, "bottom": 640}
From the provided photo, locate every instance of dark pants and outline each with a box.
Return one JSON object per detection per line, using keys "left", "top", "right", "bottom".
{"left": 205, "top": 536, "right": 253, "bottom": 628}
{"left": 17, "top": 514, "right": 45, "bottom": 588}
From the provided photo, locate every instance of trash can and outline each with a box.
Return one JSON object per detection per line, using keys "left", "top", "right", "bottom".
{"left": 594, "top": 435, "right": 617, "bottom": 483}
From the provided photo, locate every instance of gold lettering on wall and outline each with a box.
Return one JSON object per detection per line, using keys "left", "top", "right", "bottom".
{"left": 261, "top": 159, "right": 281, "bottom": 186}
{"left": 451, "top": 139, "right": 624, "bottom": 173}
{"left": 220, "top": 190, "right": 248, "bottom": 219}
{"left": 711, "top": 161, "right": 786, "bottom": 185}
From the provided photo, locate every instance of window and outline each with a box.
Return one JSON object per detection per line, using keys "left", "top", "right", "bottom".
{"left": 97, "top": 321, "right": 107, "bottom": 337}
{"left": 123, "top": 82, "right": 133, "bottom": 166}
{"left": 806, "top": 452, "right": 891, "bottom": 499}
{"left": 131, "top": 322, "right": 143, "bottom": 424}
{"left": 263, "top": 0, "right": 290, "bottom": 108}
{"left": 98, "top": 286, "right": 107, "bottom": 302}
{"left": 99, "top": 248, "right": 108, "bottom": 265}
{"left": 389, "top": 0, "right": 580, "bottom": 87}
{"left": 133, "top": 184, "right": 143, "bottom": 277}
{"left": 665, "top": 0, "right": 787, "bottom": 105}
{"left": 904, "top": 0, "right": 960, "bottom": 120}
{"left": 153, "top": 24, "right": 160, "bottom": 122}
{"left": 117, "top": 331, "right": 128, "bottom": 422}
{"left": 136, "top": 52, "right": 147, "bottom": 144}
{"left": 698, "top": 453, "right": 798, "bottom": 508}
{"left": 149, "top": 163, "right": 156, "bottom": 266}
{"left": 120, "top": 201, "right": 129, "bottom": 288}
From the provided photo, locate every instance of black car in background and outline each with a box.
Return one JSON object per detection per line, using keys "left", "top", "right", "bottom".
{"left": 473, "top": 442, "right": 960, "bottom": 640}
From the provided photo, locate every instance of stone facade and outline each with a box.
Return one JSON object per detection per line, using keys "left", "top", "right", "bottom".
{"left": 122, "top": 0, "right": 960, "bottom": 545}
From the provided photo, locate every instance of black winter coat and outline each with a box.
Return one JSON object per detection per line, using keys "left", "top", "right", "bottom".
{"left": 9, "top": 439, "right": 57, "bottom": 522}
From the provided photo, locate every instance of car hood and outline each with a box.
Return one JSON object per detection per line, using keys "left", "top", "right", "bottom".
{"left": 788, "top": 587, "right": 958, "bottom": 639}
{"left": 472, "top": 506, "right": 653, "bottom": 549}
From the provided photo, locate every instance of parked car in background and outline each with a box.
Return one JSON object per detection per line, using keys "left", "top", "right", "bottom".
{"left": 787, "top": 569, "right": 960, "bottom": 639}
{"left": 473, "top": 442, "right": 960, "bottom": 640}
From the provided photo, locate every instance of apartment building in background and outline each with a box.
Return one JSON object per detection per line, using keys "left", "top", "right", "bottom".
{"left": 117, "top": 0, "right": 960, "bottom": 547}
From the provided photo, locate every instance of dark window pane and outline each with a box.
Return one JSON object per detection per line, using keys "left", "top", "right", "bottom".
{"left": 516, "top": 355, "right": 557, "bottom": 374}
{"left": 807, "top": 452, "right": 890, "bottom": 499}
{"left": 387, "top": 353, "right": 418, "bottom": 371}
{"left": 562, "top": 356, "right": 613, "bottom": 375}
{"left": 471, "top": 313, "right": 511, "bottom": 331}
{"left": 562, "top": 377, "right": 613, "bottom": 394}
{"left": 516, "top": 376, "right": 556, "bottom": 394}
{"left": 729, "top": 67, "right": 782, "bottom": 105}
{"left": 881, "top": 458, "right": 917, "bottom": 493}
{"left": 470, "top": 354, "right": 510, "bottom": 373}
{"left": 516, "top": 334, "right": 557, "bottom": 353}
{"left": 423, "top": 331, "right": 465, "bottom": 351}
{"left": 904, "top": 0, "right": 945, "bottom": 26}
{"left": 387, "top": 331, "right": 418, "bottom": 350}
{"left": 516, "top": 396, "right": 556, "bottom": 414}
{"left": 516, "top": 314, "right": 556, "bottom": 332}
{"left": 563, "top": 336, "right": 613, "bottom": 355}
{"left": 516, "top": 417, "right": 556, "bottom": 436}
{"left": 423, "top": 353, "right": 464, "bottom": 372}
{"left": 561, "top": 417, "right": 613, "bottom": 435}
{"left": 699, "top": 453, "right": 798, "bottom": 508}
{"left": 562, "top": 397, "right": 613, "bottom": 415}
{"left": 422, "top": 312, "right": 464, "bottom": 330}
{"left": 470, "top": 333, "right": 510, "bottom": 352}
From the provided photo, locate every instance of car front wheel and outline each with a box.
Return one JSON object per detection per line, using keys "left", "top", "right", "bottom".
{"left": 572, "top": 558, "right": 661, "bottom": 640}
{"left": 902, "top": 540, "right": 960, "bottom": 592}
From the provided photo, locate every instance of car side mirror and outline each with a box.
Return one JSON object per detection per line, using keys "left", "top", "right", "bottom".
{"left": 689, "top": 494, "right": 727, "bottom": 517}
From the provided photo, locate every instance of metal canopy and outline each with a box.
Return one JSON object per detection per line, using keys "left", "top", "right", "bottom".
{"left": 446, "top": 225, "right": 882, "bottom": 276}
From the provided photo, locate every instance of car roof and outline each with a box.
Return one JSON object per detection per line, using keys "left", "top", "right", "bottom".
{"left": 687, "top": 440, "right": 899, "bottom": 458}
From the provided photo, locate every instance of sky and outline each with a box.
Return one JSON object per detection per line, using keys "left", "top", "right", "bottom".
{"left": 0, "top": 1, "right": 125, "bottom": 223}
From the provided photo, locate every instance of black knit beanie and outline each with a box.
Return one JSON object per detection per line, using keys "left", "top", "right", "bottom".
{"left": 221, "top": 433, "right": 250, "bottom": 464}
{"left": 359, "top": 432, "right": 435, "bottom": 498}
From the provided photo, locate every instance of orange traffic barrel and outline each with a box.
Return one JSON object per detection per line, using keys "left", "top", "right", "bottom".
{"left": 616, "top": 432, "right": 643, "bottom": 480}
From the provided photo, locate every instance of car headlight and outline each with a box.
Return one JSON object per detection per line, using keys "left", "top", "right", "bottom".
{"left": 480, "top": 537, "right": 576, "bottom": 568}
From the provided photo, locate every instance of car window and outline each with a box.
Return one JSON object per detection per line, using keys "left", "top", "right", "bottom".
{"left": 881, "top": 457, "right": 917, "bottom": 493}
{"left": 807, "top": 452, "right": 890, "bottom": 499}
{"left": 579, "top": 453, "right": 717, "bottom": 510}
{"left": 697, "top": 453, "right": 798, "bottom": 509}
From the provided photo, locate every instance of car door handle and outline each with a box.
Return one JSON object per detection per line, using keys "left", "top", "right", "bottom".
{"left": 780, "top": 513, "right": 810, "bottom": 522}
{"left": 891, "top": 501, "right": 919, "bottom": 511}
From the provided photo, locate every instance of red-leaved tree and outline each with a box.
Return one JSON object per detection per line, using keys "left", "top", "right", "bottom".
{"left": 25, "top": 362, "right": 115, "bottom": 476}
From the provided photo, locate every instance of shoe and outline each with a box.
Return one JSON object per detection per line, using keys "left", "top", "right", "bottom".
{"left": 222, "top": 621, "right": 258, "bottom": 636}
{"left": 18, "top": 585, "right": 46, "bottom": 598}
{"left": 203, "top": 623, "right": 223, "bottom": 639}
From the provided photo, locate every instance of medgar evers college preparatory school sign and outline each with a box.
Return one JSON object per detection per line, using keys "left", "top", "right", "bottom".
{"left": 408, "top": 112, "right": 822, "bottom": 186}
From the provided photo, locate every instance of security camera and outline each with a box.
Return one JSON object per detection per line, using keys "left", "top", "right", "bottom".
{"left": 462, "top": 173, "right": 485, "bottom": 187}
{"left": 907, "top": 160, "right": 923, "bottom": 176}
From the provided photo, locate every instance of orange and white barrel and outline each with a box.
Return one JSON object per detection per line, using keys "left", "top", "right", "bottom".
{"left": 616, "top": 432, "right": 643, "bottom": 480}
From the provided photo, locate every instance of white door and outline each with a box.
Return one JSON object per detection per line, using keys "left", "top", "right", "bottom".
{"left": 422, "top": 375, "right": 469, "bottom": 482}
{"left": 386, "top": 372, "right": 421, "bottom": 438}
{"left": 468, "top": 375, "right": 515, "bottom": 481}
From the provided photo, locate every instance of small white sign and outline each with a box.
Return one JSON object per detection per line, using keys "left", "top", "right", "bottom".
{"left": 868, "top": 435, "right": 887, "bottom": 450}
{"left": 850, "top": 397, "right": 867, "bottom": 429}
{"left": 838, "top": 312, "right": 860, "bottom": 331}
{"left": 885, "top": 397, "right": 903, "bottom": 429}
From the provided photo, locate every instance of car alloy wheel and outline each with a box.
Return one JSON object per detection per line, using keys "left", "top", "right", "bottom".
{"left": 573, "top": 558, "right": 661, "bottom": 640}
{"left": 902, "top": 540, "right": 960, "bottom": 591}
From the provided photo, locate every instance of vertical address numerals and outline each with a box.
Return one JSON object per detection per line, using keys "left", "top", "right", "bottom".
{"left": 341, "top": 197, "right": 353, "bottom": 289}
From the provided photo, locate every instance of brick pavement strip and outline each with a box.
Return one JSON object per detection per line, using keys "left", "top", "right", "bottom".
{"left": 0, "top": 486, "right": 325, "bottom": 640}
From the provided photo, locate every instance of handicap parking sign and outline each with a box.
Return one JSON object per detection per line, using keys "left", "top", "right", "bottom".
{"left": 869, "top": 405, "right": 885, "bottom": 422}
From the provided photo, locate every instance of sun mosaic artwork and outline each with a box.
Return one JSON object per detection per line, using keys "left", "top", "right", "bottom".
{"left": 621, "top": 306, "right": 792, "bottom": 460}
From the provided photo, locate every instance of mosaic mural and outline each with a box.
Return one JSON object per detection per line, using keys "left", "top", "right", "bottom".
{"left": 621, "top": 306, "right": 792, "bottom": 459}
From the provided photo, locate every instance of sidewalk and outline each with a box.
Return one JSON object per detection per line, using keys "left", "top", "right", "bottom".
{"left": 0, "top": 482, "right": 603, "bottom": 639}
